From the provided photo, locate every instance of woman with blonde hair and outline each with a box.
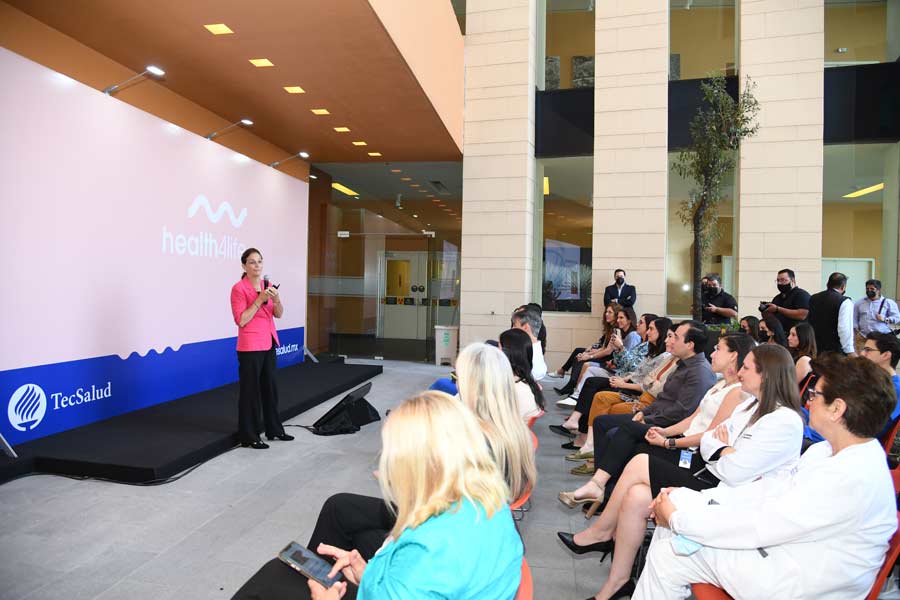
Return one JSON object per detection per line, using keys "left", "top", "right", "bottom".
{"left": 308, "top": 391, "right": 524, "bottom": 599}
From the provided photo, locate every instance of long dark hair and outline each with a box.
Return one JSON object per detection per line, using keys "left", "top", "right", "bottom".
{"left": 746, "top": 344, "right": 802, "bottom": 424}
{"left": 720, "top": 332, "right": 754, "bottom": 371}
{"left": 789, "top": 322, "right": 817, "bottom": 361}
{"left": 740, "top": 315, "right": 760, "bottom": 341}
{"left": 499, "top": 328, "right": 545, "bottom": 410}
{"left": 240, "top": 247, "right": 261, "bottom": 279}
{"left": 761, "top": 314, "right": 787, "bottom": 347}
{"left": 649, "top": 317, "right": 673, "bottom": 358}
{"left": 601, "top": 301, "right": 620, "bottom": 340}
{"left": 616, "top": 305, "right": 638, "bottom": 336}
{"left": 640, "top": 313, "right": 659, "bottom": 341}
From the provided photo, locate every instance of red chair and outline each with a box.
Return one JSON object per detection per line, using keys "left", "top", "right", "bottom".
{"left": 511, "top": 485, "right": 533, "bottom": 520}
{"left": 882, "top": 417, "right": 900, "bottom": 453}
{"left": 692, "top": 512, "right": 900, "bottom": 600}
{"left": 530, "top": 430, "right": 539, "bottom": 451}
{"left": 526, "top": 410, "right": 544, "bottom": 430}
{"left": 514, "top": 558, "right": 533, "bottom": 600}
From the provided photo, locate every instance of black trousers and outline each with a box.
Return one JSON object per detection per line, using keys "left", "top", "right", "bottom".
{"left": 306, "top": 493, "right": 396, "bottom": 562}
{"left": 592, "top": 413, "right": 637, "bottom": 461}
{"left": 647, "top": 452, "right": 715, "bottom": 497}
{"left": 237, "top": 339, "right": 285, "bottom": 444}
{"left": 594, "top": 419, "right": 653, "bottom": 478}
{"left": 575, "top": 377, "right": 612, "bottom": 432}
{"left": 561, "top": 347, "right": 586, "bottom": 372}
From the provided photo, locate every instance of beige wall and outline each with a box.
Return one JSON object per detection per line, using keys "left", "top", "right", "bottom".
{"left": 459, "top": 0, "right": 537, "bottom": 346}
{"left": 367, "top": 0, "right": 465, "bottom": 151}
{"left": 737, "top": 0, "right": 824, "bottom": 312}
{"left": 823, "top": 203, "right": 883, "bottom": 274}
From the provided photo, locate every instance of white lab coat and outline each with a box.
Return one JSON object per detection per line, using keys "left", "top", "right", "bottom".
{"left": 634, "top": 439, "right": 897, "bottom": 600}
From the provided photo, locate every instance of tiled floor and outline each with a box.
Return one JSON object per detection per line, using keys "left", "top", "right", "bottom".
{"left": 0, "top": 361, "right": 612, "bottom": 600}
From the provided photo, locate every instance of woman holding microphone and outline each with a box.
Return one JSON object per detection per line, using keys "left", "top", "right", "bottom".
{"left": 230, "top": 247, "right": 293, "bottom": 449}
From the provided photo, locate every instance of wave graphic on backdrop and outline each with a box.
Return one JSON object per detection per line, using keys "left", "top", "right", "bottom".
{"left": 187, "top": 195, "right": 248, "bottom": 228}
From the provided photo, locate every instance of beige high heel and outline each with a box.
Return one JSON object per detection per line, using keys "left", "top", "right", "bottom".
{"left": 584, "top": 497, "right": 604, "bottom": 519}
{"left": 558, "top": 490, "right": 602, "bottom": 508}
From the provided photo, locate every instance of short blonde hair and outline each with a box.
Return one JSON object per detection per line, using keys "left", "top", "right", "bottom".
{"left": 455, "top": 343, "right": 537, "bottom": 501}
{"left": 378, "top": 391, "right": 508, "bottom": 539}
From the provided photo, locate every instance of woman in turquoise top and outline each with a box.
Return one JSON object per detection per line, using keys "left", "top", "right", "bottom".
{"left": 308, "top": 391, "right": 524, "bottom": 600}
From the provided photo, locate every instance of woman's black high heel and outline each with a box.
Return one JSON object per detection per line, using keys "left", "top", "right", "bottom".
{"left": 583, "top": 579, "right": 635, "bottom": 600}
{"left": 557, "top": 531, "right": 614, "bottom": 561}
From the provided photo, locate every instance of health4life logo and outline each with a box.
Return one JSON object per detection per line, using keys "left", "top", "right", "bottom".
{"left": 161, "top": 194, "right": 248, "bottom": 259}
{"left": 6, "top": 382, "right": 113, "bottom": 432}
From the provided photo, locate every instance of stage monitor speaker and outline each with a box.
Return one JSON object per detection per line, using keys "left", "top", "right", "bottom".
{"left": 308, "top": 382, "right": 379, "bottom": 436}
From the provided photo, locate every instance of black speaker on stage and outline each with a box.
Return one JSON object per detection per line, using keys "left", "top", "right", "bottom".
{"left": 308, "top": 382, "right": 379, "bottom": 436}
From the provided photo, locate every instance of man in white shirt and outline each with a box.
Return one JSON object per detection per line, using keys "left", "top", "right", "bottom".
{"left": 854, "top": 278, "right": 900, "bottom": 351}
{"left": 511, "top": 306, "right": 547, "bottom": 380}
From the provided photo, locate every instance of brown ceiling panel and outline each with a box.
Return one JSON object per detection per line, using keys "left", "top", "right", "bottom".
{"left": 6, "top": 0, "right": 462, "bottom": 162}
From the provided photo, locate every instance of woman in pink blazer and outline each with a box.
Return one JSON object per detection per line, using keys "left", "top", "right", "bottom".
{"left": 230, "top": 247, "right": 293, "bottom": 449}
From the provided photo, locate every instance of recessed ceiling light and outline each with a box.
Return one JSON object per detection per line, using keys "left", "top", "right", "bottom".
{"left": 331, "top": 182, "right": 359, "bottom": 196}
{"left": 843, "top": 182, "right": 884, "bottom": 198}
{"left": 418, "top": 190, "right": 428, "bottom": 193}
{"left": 249, "top": 58, "right": 274, "bottom": 67}
{"left": 431, "top": 199, "right": 440, "bottom": 203}
{"left": 352, "top": 141, "right": 367, "bottom": 146}
{"left": 390, "top": 169, "right": 401, "bottom": 173}
{"left": 400, "top": 177, "right": 412, "bottom": 181}
{"left": 311, "top": 108, "right": 330, "bottom": 115}
{"left": 427, "top": 223, "right": 431, "bottom": 226}
{"left": 309, "top": 174, "right": 318, "bottom": 179}
{"left": 410, "top": 184, "right": 419, "bottom": 188}
{"left": 283, "top": 86, "right": 305, "bottom": 94}
{"left": 354, "top": 196, "right": 360, "bottom": 199}
{"left": 368, "top": 152, "right": 382, "bottom": 157}
{"left": 334, "top": 126, "right": 350, "bottom": 133}
{"left": 413, "top": 214, "right": 419, "bottom": 218}
{"left": 204, "top": 24, "right": 234, "bottom": 35}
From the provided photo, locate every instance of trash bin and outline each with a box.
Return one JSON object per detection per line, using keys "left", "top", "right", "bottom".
{"left": 434, "top": 325, "right": 459, "bottom": 366}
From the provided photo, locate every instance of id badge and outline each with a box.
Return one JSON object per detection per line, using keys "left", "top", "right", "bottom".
{"left": 678, "top": 450, "right": 693, "bottom": 469}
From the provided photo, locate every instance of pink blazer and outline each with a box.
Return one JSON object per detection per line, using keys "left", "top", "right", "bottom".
{"left": 231, "top": 277, "right": 280, "bottom": 352}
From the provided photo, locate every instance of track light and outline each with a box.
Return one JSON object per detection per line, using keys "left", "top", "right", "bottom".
{"left": 103, "top": 65, "right": 165, "bottom": 95}
{"left": 268, "top": 151, "right": 311, "bottom": 168}
{"left": 206, "top": 119, "right": 253, "bottom": 140}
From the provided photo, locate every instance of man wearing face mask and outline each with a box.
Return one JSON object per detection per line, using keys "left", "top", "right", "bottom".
{"left": 700, "top": 273, "right": 738, "bottom": 325}
{"left": 760, "top": 268, "right": 810, "bottom": 332}
{"left": 808, "top": 272, "right": 856, "bottom": 357}
{"left": 854, "top": 279, "right": 900, "bottom": 351}
{"left": 603, "top": 269, "right": 637, "bottom": 308}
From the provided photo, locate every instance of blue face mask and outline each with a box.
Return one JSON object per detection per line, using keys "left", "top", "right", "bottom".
{"left": 670, "top": 534, "right": 704, "bottom": 556}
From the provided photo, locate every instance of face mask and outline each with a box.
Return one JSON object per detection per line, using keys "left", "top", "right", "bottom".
{"left": 759, "top": 332, "right": 770, "bottom": 342}
{"left": 615, "top": 277, "right": 624, "bottom": 285}
{"left": 777, "top": 283, "right": 792, "bottom": 295}
{"left": 867, "top": 290, "right": 877, "bottom": 299}
{"left": 708, "top": 286, "right": 719, "bottom": 295}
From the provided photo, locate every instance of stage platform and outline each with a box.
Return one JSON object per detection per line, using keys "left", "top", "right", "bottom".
{"left": 0, "top": 359, "right": 382, "bottom": 485}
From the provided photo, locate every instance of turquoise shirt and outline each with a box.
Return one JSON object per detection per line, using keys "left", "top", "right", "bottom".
{"left": 357, "top": 499, "right": 523, "bottom": 600}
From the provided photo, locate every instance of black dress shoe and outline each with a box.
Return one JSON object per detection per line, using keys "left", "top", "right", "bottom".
{"left": 582, "top": 580, "right": 635, "bottom": 600}
{"left": 267, "top": 433, "right": 295, "bottom": 441}
{"left": 549, "top": 424, "right": 576, "bottom": 438}
{"left": 557, "top": 531, "right": 615, "bottom": 559}
{"left": 241, "top": 440, "right": 270, "bottom": 449}
{"left": 561, "top": 441, "right": 581, "bottom": 450}
{"left": 554, "top": 386, "right": 574, "bottom": 395}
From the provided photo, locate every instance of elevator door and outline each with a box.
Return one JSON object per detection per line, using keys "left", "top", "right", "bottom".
{"left": 380, "top": 251, "right": 428, "bottom": 340}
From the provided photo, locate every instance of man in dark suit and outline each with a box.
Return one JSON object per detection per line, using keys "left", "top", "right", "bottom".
{"left": 603, "top": 268, "right": 636, "bottom": 308}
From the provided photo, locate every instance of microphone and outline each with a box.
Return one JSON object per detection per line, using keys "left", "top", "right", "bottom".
{"left": 260, "top": 275, "right": 269, "bottom": 306}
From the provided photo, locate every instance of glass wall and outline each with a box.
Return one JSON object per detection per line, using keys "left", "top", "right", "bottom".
{"left": 538, "top": 156, "right": 593, "bottom": 312}
{"left": 825, "top": 0, "right": 900, "bottom": 67}
{"left": 670, "top": 0, "right": 736, "bottom": 81}
{"left": 542, "top": 0, "right": 595, "bottom": 90}
{"left": 822, "top": 142, "right": 900, "bottom": 300}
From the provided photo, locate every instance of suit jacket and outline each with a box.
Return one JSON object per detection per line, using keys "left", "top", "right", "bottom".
{"left": 604, "top": 283, "right": 636, "bottom": 307}
{"left": 230, "top": 277, "right": 280, "bottom": 351}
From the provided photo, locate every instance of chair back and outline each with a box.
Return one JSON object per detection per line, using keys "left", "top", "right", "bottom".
{"left": 882, "top": 417, "right": 900, "bottom": 454}
{"left": 513, "top": 558, "right": 533, "bottom": 600}
{"left": 866, "top": 512, "right": 900, "bottom": 600}
{"left": 690, "top": 583, "right": 733, "bottom": 599}
{"left": 526, "top": 410, "right": 544, "bottom": 430}
{"left": 530, "top": 430, "right": 538, "bottom": 451}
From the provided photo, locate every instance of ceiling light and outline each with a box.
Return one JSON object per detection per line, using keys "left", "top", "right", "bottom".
{"left": 332, "top": 182, "right": 359, "bottom": 196}
{"left": 418, "top": 190, "right": 428, "bottom": 193}
{"left": 368, "top": 152, "right": 382, "bottom": 157}
{"left": 400, "top": 177, "right": 411, "bottom": 181}
{"left": 334, "top": 126, "right": 350, "bottom": 133}
{"left": 298, "top": 151, "right": 310, "bottom": 158}
{"left": 390, "top": 169, "right": 401, "bottom": 173}
{"left": 311, "top": 108, "right": 330, "bottom": 115}
{"left": 283, "top": 86, "right": 305, "bottom": 94}
{"left": 427, "top": 223, "right": 431, "bottom": 226}
{"left": 354, "top": 196, "right": 360, "bottom": 199}
{"left": 543, "top": 176, "right": 550, "bottom": 195}
{"left": 249, "top": 58, "right": 274, "bottom": 67}
{"left": 352, "top": 141, "right": 367, "bottom": 146}
{"left": 206, "top": 118, "right": 253, "bottom": 140}
{"left": 268, "top": 150, "right": 308, "bottom": 167}
{"left": 413, "top": 214, "right": 419, "bottom": 218}
{"left": 309, "top": 174, "right": 318, "bottom": 179}
{"left": 204, "top": 24, "right": 234, "bottom": 35}
{"left": 410, "top": 184, "right": 419, "bottom": 188}
{"left": 102, "top": 65, "right": 165, "bottom": 94}
{"left": 843, "top": 182, "right": 884, "bottom": 198}
{"left": 431, "top": 199, "right": 440, "bottom": 203}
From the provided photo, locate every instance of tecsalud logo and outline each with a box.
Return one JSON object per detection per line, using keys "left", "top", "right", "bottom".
{"left": 7, "top": 383, "right": 47, "bottom": 432}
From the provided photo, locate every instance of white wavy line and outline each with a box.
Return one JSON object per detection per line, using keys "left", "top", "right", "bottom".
{"left": 187, "top": 195, "right": 247, "bottom": 228}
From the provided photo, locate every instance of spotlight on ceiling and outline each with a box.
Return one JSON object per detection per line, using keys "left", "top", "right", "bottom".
{"left": 102, "top": 65, "right": 166, "bottom": 95}
{"left": 206, "top": 118, "right": 253, "bottom": 140}
{"left": 268, "top": 150, "right": 311, "bottom": 168}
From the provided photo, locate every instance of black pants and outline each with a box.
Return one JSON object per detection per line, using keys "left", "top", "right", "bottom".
{"left": 592, "top": 413, "right": 636, "bottom": 461}
{"left": 560, "top": 347, "right": 586, "bottom": 372}
{"left": 594, "top": 419, "right": 653, "bottom": 478}
{"left": 648, "top": 452, "right": 716, "bottom": 497}
{"left": 237, "top": 340, "right": 285, "bottom": 444}
{"left": 306, "top": 493, "right": 396, "bottom": 562}
{"left": 575, "top": 377, "right": 612, "bottom": 432}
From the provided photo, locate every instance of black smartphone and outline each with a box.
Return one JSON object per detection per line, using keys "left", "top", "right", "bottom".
{"left": 278, "top": 541, "right": 343, "bottom": 589}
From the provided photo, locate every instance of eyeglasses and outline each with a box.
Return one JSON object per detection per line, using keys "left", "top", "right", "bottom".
{"left": 861, "top": 347, "right": 878, "bottom": 354}
{"left": 246, "top": 260, "right": 263, "bottom": 266}
{"left": 807, "top": 389, "right": 825, "bottom": 401}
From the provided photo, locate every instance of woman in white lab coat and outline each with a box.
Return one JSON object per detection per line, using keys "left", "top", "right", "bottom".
{"left": 558, "top": 344, "right": 805, "bottom": 600}
{"left": 636, "top": 354, "right": 899, "bottom": 600}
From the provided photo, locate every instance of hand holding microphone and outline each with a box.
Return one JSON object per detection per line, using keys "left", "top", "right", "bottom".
{"left": 258, "top": 275, "right": 280, "bottom": 307}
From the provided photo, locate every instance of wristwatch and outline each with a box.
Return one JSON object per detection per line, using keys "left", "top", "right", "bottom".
{"left": 666, "top": 438, "right": 677, "bottom": 450}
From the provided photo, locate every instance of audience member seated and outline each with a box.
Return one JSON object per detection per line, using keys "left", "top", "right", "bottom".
{"left": 565, "top": 321, "right": 717, "bottom": 481}
{"left": 515, "top": 302, "right": 547, "bottom": 354}
{"left": 738, "top": 315, "right": 760, "bottom": 343}
{"left": 558, "top": 333, "right": 753, "bottom": 516}
{"left": 787, "top": 322, "right": 817, "bottom": 389}
{"left": 565, "top": 306, "right": 645, "bottom": 401}
{"left": 499, "top": 328, "right": 545, "bottom": 420}
{"left": 305, "top": 343, "right": 536, "bottom": 572}
{"left": 759, "top": 313, "right": 787, "bottom": 347}
{"left": 634, "top": 355, "right": 897, "bottom": 600}
{"left": 862, "top": 332, "right": 900, "bottom": 441}
{"left": 306, "top": 392, "right": 524, "bottom": 600}
{"left": 559, "top": 343, "right": 804, "bottom": 600}
{"left": 511, "top": 306, "right": 548, "bottom": 380}
{"left": 555, "top": 317, "right": 671, "bottom": 457}
{"left": 552, "top": 302, "right": 619, "bottom": 401}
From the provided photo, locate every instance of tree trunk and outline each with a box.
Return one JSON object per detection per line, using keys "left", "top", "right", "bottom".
{"left": 691, "top": 197, "right": 708, "bottom": 321}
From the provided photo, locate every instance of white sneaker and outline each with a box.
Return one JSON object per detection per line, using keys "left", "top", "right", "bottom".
{"left": 556, "top": 396, "right": 577, "bottom": 407}
{"left": 545, "top": 371, "right": 564, "bottom": 379}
